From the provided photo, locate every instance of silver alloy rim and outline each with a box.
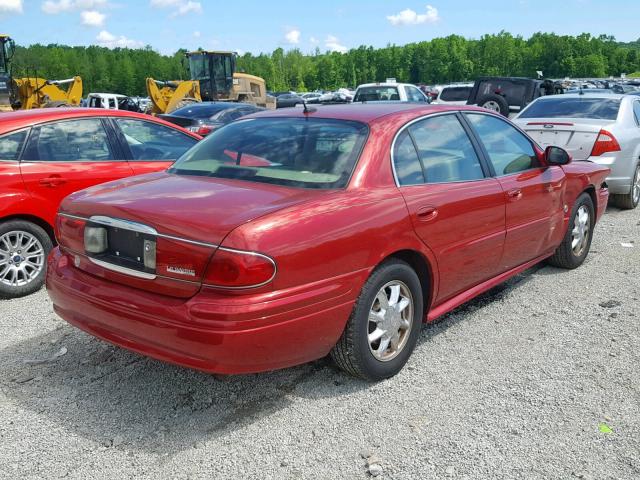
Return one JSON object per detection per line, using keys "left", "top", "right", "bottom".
{"left": 482, "top": 100, "right": 501, "bottom": 112}
{"left": 571, "top": 205, "right": 591, "bottom": 257}
{"left": 0, "top": 231, "right": 45, "bottom": 288}
{"left": 368, "top": 280, "right": 414, "bottom": 362}
{"left": 632, "top": 165, "right": 640, "bottom": 205}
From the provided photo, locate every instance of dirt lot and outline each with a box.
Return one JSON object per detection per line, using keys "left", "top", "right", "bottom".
{"left": 0, "top": 204, "right": 638, "bottom": 480}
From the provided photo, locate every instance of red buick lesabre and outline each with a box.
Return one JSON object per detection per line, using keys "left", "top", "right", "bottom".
{"left": 47, "top": 104, "right": 610, "bottom": 381}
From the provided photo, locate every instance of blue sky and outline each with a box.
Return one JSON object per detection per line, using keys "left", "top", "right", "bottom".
{"left": 1, "top": 0, "right": 638, "bottom": 55}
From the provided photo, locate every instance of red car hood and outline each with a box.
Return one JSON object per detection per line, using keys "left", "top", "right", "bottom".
{"left": 61, "top": 172, "right": 326, "bottom": 244}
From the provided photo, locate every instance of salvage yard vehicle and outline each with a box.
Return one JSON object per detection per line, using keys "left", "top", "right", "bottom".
{"left": 467, "top": 77, "right": 564, "bottom": 117}
{"left": 86, "top": 93, "right": 146, "bottom": 112}
{"left": 432, "top": 84, "right": 473, "bottom": 105}
{"left": 48, "top": 103, "right": 609, "bottom": 381}
{"left": 514, "top": 93, "right": 640, "bottom": 209}
{"left": 0, "top": 108, "right": 201, "bottom": 298}
{"left": 353, "top": 82, "right": 429, "bottom": 103}
{"left": 159, "top": 102, "right": 263, "bottom": 136}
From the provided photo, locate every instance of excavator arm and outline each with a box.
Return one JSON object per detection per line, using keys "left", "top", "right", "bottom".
{"left": 13, "top": 76, "right": 82, "bottom": 109}
{"left": 146, "top": 78, "right": 201, "bottom": 115}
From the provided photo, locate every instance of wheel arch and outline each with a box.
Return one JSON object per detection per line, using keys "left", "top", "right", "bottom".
{"left": 382, "top": 249, "right": 434, "bottom": 316}
{"left": 582, "top": 184, "right": 598, "bottom": 217}
{"left": 0, "top": 214, "right": 56, "bottom": 244}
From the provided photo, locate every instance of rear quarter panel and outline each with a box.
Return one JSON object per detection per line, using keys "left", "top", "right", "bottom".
{"left": 561, "top": 161, "right": 610, "bottom": 222}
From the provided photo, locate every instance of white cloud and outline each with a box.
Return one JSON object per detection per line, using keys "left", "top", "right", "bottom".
{"left": 0, "top": 0, "right": 23, "bottom": 13}
{"left": 80, "top": 9, "right": 105, "bottom": 26}
{"left": 193, "top": 30, "right": 201, "bottom": 38}
{"left": 151, "top": 0, "right": 201, "bottom": 17}
{"left": 96, "top": 30, "right": 143, "bottom": 49}
{"left": 285, "top": 28, "right": 301, "bottom": 45}
{"left": 325, "top": 35, "right": 347, "bottom": 54}
{"left": 387, "top": 5, "right": 440, "bottom": 26}
{"left": 42, "top": 0, "right": 106, "bottom": 14}
{"left": 309, "top": 36, "right": 319, "bottom": 45}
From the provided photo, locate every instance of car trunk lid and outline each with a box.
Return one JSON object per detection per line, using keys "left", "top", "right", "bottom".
{"left": 518, "top": 118, "right": 614, "bottom": 160}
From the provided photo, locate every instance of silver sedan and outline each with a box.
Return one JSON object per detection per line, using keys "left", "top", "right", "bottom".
{"left": 514, "top": 93, "right": 640, "bottom": 209}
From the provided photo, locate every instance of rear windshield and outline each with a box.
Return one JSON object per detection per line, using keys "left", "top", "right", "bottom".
{"left": 170, "top": 103, "right": 234, "bottom": 119}
{"left": 168, "top": 117, "right": 369, "bottom": 189}
{"left": 519, "top": 97, "right": 621, "bottom": 120}
{"left": 354, "top": 86, "right": 400, "bottom": 102}
{"left": 440, "top": 86, "right": 472, "bottom": 102}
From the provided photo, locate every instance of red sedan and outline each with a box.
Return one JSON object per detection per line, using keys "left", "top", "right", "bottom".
{"left": 47, "top": 104, "right": 610, "bottom": 380}
{"left": 0, "top": 108, "right": 200, "bottom": 298}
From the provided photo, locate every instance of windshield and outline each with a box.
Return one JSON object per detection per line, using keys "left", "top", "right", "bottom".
{"left": 169, "top": 117, "right": 369, "bottom": 189}
{"left": 519, "top": 97, "right": 621, "bottom": 120}
{"left": 354, "top": 86, "right": 400, "bottom": 102}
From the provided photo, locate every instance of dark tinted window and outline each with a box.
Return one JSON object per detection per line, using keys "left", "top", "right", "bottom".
{"left": 476, "top": 79, "right": 527, "bottom": 106}
{"left": 466, "top": 113, "right": 540, "bottom": 175}
{"left": 24, "top": 118, "right": 114, "bottom": 161}
{"left": 519, "top": 97, "right": 621, "bottom": 120}
{"left": 115, "top": 119, "right": 197, "bottom": 161}
{"left": 0, "top": 130, "right": 27, "bottom": 161}
{"left": 393, "top": 130, "right": 424, "bottom": 185}
{"left": 440, "top": 86, "right": 472, "bottom": 102}
{"left": 170, "top": 118, "right": 368, "bottom": 189}
{"left": 171, "top": 103, "right": 236, "bottom": 119}
{"left": 633, "top": 101, "right": 640, "bottom": 126}
{"left": 354, "top": 86, "right": 400, "bottom": 102}
{"left": 409, "top": 114, "right": 484, "bottom": 183}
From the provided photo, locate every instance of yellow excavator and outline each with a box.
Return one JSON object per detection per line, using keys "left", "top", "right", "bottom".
{"left": 0, "top": 34, "right": 83, "bottom": 111}
{"left": 146, "top": 50, "right": 275, "bottom": 115}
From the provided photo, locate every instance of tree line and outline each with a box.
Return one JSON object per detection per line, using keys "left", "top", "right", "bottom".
{"left": 12, "top": 32, "right": 640, "bottom": 97}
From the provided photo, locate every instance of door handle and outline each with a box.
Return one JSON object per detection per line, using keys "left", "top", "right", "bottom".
{"left": 39, "top": 176, "right": 67, "bottom": 187}
{"left": 416, "top": 206, "right": 438, "bottom": 222}
{"left": 506, "top": 189, "right": 522, "bottom": 200}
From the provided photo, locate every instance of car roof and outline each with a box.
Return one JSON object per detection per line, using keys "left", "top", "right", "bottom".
{"left": 536, "top": 93, "right": 626, "bottom": 100}
{"left": 88, "top": 93, "right": 127, "bottom": 98}
{"left": 245, "top": 103, "right": 486, "bottom": 124}
{"left": 356, "top": 83, "right": 412, "bottom": 89}
{"left": 0, "top": 108, "right": 201, "bottom": 137}
{"left": 169, "top": 102, "right": 256, "bottom": 114}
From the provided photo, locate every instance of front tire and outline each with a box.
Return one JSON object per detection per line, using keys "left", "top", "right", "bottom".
{"left": 547, "top": 193, "right": 594, "bottom": 269}
{"left": 0, "top": 220, "right": 53, "bottom": 298}
{"left": 331, "top": 259, "right": 424, "bottom": 381}
{"left": 611, "top": 163, "right": 640, "bottom": 210}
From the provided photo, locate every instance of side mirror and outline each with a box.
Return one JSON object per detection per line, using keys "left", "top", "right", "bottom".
{"left": 545, "top": 145, "right": 571, "bottom": 165}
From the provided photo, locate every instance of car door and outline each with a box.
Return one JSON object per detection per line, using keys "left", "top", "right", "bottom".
{"left": 464, "top": 112, "right": 565, "bottom": 270}
{"left": 19, "top": 117, "right": 133, "bottom": 225}
{"left": 393, "top": 113, "right": 506, "bottom": 303}
{"left": 110, "top": 118, "right": 200, "bottom": 175}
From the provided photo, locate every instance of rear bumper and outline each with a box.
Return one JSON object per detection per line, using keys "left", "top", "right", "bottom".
{"left": 589, "top": 154, "right": 638, "bottom": 195}
{"left": 46, "top": 248, "right": 361, "bottom": 374}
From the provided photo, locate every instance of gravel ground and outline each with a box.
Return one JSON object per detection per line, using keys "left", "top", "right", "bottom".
{"left": 0, "top": 204, "right": 638, "bottom": 480}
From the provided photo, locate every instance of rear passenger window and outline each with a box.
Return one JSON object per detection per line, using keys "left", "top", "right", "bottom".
{"left": 115, "top": 119, "right": 198, "bottom": 161}
{"left": 0, "top": 130, "right": 27, "bottom": 161}
{"left": 465, "top": 113, "right": 540, "bottom": 175}
{"left": 393, "top": 130, "right": 424, "bottom": 185}
{"left": 409, "top": 115, "right": 485, "bottom": 183}
{"left": 23, "top": 119, "right": 114, "bottom": 162}
{"left": 634, "top": 101, "right": 640, "bottom": 126}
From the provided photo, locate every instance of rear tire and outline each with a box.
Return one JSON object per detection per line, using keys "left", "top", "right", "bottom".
{"left": 331, "top": 259, "right": 424, "bottom": 381}
{"left": 0, "top": 220, "right": 53, "bottom": 298}
{"left": 611, "top": 163, "right": 640, "bottom": 210}
{"left": 546, "top": 193, "right": 594, "bottom": 269}
{"left": 476, "top": 94, "right": 509, "bottom": 116}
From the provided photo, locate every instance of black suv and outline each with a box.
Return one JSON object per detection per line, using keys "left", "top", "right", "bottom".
{"left": 466, "top": 77, "right": 564, "bottom": 116}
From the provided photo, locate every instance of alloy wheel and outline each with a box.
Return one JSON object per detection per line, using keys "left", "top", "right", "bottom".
{"left": 0, "top": 231, "right": 45, "bottom": 287}
{"left": 571, "top": 205, "right": 591, "bottom": 257}
{"left": 367, "top": 280, "right": 414, "bottom": 362}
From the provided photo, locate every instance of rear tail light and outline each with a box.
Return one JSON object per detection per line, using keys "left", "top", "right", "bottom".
{"left": 188, "top": 125, "right": 216, "bottom": 135}
{"left": 55, "top": 214, "right": 86, "bottom": 252}
{"left": 204, "top": 248, "right": 276, "bottom": 288}
{"left": 590, "top": 129, "right": 621, "bottom": 157}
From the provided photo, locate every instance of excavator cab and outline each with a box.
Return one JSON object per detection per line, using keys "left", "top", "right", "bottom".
{"left": 0, "top": 35, "right": 15, "bottom": 111}
{"left": 187, "top": 51, "right": 235, "bottom": 101}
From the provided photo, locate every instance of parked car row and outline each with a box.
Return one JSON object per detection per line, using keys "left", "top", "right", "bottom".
{"left": 1, "top": 92, "right": 636, "bottom": 381}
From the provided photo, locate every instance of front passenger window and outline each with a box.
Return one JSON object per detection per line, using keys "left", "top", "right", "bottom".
{"left": 465, "top": 113, "right": 540, "bottom": 175}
